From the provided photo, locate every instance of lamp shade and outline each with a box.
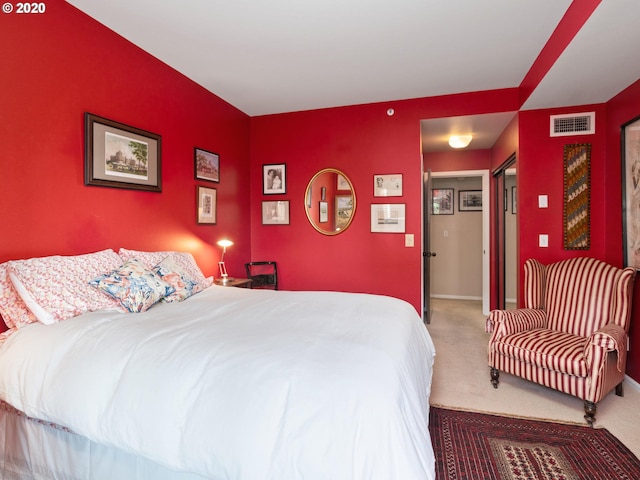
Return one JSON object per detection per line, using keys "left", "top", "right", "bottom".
{"left": 448, "top": 134, "right": 473, "bottom": 149}
{"left": 217, "top": 239, "right": 233, "bottom": 249}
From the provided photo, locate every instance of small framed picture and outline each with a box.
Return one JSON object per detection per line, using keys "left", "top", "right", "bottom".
{"left": 432, "top": 188, "right": 454, "bottom": 215}
{"left": 197, "top": 186, "right": 217, "bottom": 224}
{"left": 263, "top": 164, "right": 286, "bottom": 194}
{"left": 459, "top": 190, "right": 482, "bottom": 211}
{"left": 337, "top": 174, "right": 351, "bottom": 191}
{"left": 319, "top": 201, "right": 328, "bottom": 223}
{"left": 194, "top": 148, "right": 219, "bottom": 182}
{"left": 262, "top": 200, "right": 290, "bottom": 224}
{"left": 371, "top": 204, "right": 406, "bottom": 233}
{"left": 336, "top": 195, "right": 354, "bottom": 230}
{"left": 374, "top": 174, "right": 403, "bottom": 197}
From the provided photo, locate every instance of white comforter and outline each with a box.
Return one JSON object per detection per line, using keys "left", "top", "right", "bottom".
{"left": 0, "top": 286, "right": 436, "bottom": 480}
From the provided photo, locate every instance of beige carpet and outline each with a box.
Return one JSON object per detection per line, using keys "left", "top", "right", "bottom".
{"left": 426, "top": 298, "right": 640, "bottom": 458}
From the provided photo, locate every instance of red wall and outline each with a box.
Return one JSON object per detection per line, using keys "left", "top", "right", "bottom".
{"left": 518, "top": 103, "right": 640, "bottom": 382}
{"left": 518, "top": 104, "right": 608, "bottom": 265}
{"left": 606, "top": 78, "right": 640, "bottom": 380}
{"left": 0, "top": 3, "right": 250, "bottom": 279}
{"left": 425, "top": 149, "right": 492, "bottom": 172}
{"left": 249, "top": 89, "right": 521, "bottom": 313}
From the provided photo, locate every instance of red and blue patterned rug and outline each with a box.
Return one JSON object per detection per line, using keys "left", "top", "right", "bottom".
{"left": 429, "top": 406, "right": 640, "bottom": 479}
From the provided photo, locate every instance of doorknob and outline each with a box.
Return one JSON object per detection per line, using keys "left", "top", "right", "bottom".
{"left": 423, "top": 252, "right": 437, "bottom": 257}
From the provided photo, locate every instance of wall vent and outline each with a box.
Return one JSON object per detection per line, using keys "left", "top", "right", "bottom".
{"left": 550, "top": 112, "right": 595, "bottom": 137}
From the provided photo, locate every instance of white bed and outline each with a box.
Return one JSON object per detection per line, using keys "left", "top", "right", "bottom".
{"left": 0, "top": 281, "right": 436, "bottom": 479}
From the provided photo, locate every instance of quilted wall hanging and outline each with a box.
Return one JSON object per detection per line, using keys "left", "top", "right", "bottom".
{"left": 563, "top": 143, "right": 591, "bottom": 250}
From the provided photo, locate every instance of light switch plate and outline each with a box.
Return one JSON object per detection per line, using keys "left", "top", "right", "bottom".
{"left": 405, "top": 234, "right": 414, "bottom": 247}
{"left": 538, "top": 195, "right": 548, "bottom": 208}
{"left": 539, "top": 234, "right": 549, "bottom": 247}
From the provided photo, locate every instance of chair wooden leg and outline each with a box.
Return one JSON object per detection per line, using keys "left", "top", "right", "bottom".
{"left": 490, "top": 367, "right": 500, "bottom": 389}
{"left": 584, "top": 401, "right": 596, "bottom": 427}
{"left": 615, "top": 382, "right": 624, "bottom": 397}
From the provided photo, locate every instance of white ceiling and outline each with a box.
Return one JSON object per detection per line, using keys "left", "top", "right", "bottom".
{"left": 66, "top": 0, "right": 640, "bottom": 151}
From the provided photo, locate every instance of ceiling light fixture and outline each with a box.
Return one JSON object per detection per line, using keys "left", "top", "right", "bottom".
{"left": 448, "top": 134, "right": 473, "bottom": 149}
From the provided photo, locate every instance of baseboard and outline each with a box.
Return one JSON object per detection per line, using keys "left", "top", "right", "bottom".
{"left": 625, "top": 374, "right": 640, "bottom": 392}
{"left": 431, "top": 294, "right": 482, "bottom": 301}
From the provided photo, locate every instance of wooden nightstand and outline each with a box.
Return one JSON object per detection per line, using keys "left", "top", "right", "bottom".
{"left": 214, "top": 278, "right": 253, "bottom": 288}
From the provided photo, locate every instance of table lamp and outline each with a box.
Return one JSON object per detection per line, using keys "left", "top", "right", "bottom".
{"left": 217, "top": 239, "right": 234, "bottom": 284}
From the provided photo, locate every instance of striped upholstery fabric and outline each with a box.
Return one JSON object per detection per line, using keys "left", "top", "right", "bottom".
{"left": 544, "top": 257, "right": 633, "bottom": 336}
{"left": 488, "top": 257, "right": 636, "bottom": 405}
{"left": 492, "top": 328, "right": 587, "bottom": 376}
{"left": 523, "top": 259, "right": 546, "bottom": 309}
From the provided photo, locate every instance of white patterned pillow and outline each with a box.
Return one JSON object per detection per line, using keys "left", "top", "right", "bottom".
{"left": 153, "top": 256, "right": 201, "bottom": 303}
{"left": 118, "top": 249, "right": 213, "bottom": 291}
{"left": 90, "top": 259, "right": 175, "bottom": 313}
{"left": 0, "top": 262, "right": 38, "bottom": 330}
{"left": 8, "top": 249, "right": 124, "bottom": 325}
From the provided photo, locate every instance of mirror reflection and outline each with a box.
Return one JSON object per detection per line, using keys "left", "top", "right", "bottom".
{"left": 304, "top": 168, "right": 356, "bottom": 235}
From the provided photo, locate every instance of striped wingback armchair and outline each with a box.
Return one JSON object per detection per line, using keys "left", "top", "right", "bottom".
{"left": 487, "top": 257, "right": 636, "bottom": 426}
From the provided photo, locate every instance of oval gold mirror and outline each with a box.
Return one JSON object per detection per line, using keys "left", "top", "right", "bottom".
{"left": 304, "top": 168, "right": 356, "bottom": 235}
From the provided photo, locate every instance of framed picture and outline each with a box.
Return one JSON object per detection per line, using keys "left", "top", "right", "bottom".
{"left": 459, "top": 190, "right": 482, "bottom": 211}
{"left": 374, "top": 174, "right": 403, "bottom": 197}
{"left": 512, "top": 186, "right": 517, "bottom": 214}
{"left": 337, "top": 174, "right": 351, "bottom": 191}
{"left": 371, "top": 204, "right": 406, "bottom": 233}
{"left": 336, "top": 195, "right": 354, "bottom": 229}
{"left": 321, "top": 187, "right": 326, "bottom": 201}
{"left": 262, "top": 200, "right": 290, "bottom": 225}
{"left": 194, "top": 148, "right": 219, "bottom": 182}
{"left": 306, "top": 186, "right": 312, "bottom": 208}
{"left": 431, "top": 188, "right": 454, "bottom": 215}
{"left": 84, "top": 113, "right": 161, "bottom": 192}
{"left": 197, "top": 186, "right": 216, "bottom": 224}
{"left": 319, "top": 201, "right": 328, "bottom": 223}
{"left": 622, "top": 115, "right": 640, "bottom": 268}
{"left": 263, "top": 164, "right": 286, "bottom": 194}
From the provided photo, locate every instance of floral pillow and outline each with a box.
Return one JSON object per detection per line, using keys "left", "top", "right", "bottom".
{"left": 0, "top": 262, "right": 38, "bottom": 330}
{"left": 8, "top": 249, "right": 124, "bottom": 325}
{"left": 90, "top": 259, "right": 175, "bottom": 313}
{"left": 153, "top": 256, "right": 200, "bottom": 303}
{"left": 118, "top": 248, "right": 213, "bottom": 290}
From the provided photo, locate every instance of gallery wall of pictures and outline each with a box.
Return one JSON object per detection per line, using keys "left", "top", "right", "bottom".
{"left": 429, "top": 179, "right": 517, "bottom": 215}
{"left": 194, "top": 147, "right": 220, "bottom": 225}
{"left": 371, "top": 174, "right": 405, "bottom": 233}
{"left": 261, "top": 163, "right": 289, "bottom": 224}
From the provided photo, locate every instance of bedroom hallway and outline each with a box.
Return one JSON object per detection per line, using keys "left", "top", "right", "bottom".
{"left": 426, "top": 298, "right": 640, "bottom": 458}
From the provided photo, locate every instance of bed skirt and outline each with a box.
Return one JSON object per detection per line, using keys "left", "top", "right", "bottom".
{"left": 0, "top": 401, "right": 208, "bottom": 480}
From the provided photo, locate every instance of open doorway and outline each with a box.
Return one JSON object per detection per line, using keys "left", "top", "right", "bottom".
{"left": 420, "top": 112, "right": 516, "bottom": 319}
{"left": 424, "top": 170, "right": 490, "bottom": 317}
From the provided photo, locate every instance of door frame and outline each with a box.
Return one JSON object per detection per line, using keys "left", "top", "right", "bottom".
{"left": 422, "top": 169, "right": 490, "bottom": 316}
